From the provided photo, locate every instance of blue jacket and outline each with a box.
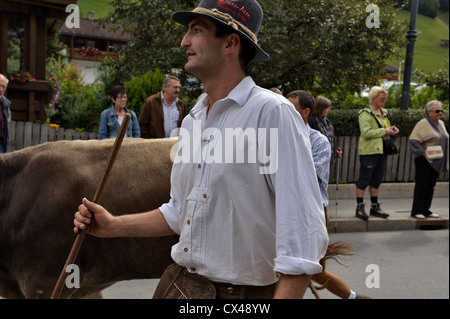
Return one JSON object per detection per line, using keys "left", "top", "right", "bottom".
{"left": 1, "top": 96, "right": 11, "bottom": 153}
{"left": 98, "top": 106, "right": 141, "bottom": 140}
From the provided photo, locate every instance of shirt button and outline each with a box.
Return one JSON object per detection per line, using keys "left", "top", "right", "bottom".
{"left": 184, "top": 247, "right": 189, "bottom": 252}
{"left": 187, "top": 220, "right": 191, "bottom": 225}
{"left": 198, "top": 164, "right": 202, "bottom": 169}
{"left": 203, "top": 136, "right": 208, "bottom": 141}
{"left": 203, "top": 193, "right": 208, "bottom": 199}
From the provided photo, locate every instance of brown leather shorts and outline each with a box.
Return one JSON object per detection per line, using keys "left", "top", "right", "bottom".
{"left": 153, "top": 264, "right": 276, "bottom": 299}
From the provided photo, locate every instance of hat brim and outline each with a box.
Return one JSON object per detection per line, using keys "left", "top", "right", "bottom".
{"left": 172, "top": 11, "right": 270, "bottom": 62}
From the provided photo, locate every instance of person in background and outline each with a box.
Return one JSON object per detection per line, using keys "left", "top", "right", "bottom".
{"left": 308, "top": 95, "right": 342, "bottom": 165}
{"left": 269, "top": 87, "right": 283, "bottom": 95}
{"left": 98, "top": 85, "right": 140, "bottom": 140}
{"left": 287, "top": 90, "right": 368, "bottom": 299}
{"left": 409, "top": 100, "right": 448, "bottom": 219}
{"left": 355, "top": 86, "right": 399, "bottom": 221}
{"left": 0, "top": 73, "right": 11, "bottom": 154}
{"left": 139, "top": 76, "right": 186, "bottom": 138}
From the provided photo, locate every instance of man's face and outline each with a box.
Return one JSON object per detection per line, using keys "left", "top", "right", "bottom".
{"left": 181, "top": 17, "right": 224, "bottom": 78}
{"left": 164, "top": 80, "right": 181, "bottom": 100}
{"left": 0, "top": 77, "right": 7, "bottom": 97}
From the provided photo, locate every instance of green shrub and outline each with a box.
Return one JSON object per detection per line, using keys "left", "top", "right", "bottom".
{"left": 124, "top": 69, "right": 165, "bottom": 116}
{"left": 45, "top": 58, "right": 102, "bottom": 132}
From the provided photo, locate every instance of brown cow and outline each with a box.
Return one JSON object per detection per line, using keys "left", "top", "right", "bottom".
{"left": 0, "top": 138, "right": 178, "bottom": 299}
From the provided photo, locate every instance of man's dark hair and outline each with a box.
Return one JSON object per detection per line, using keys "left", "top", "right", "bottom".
{"left": 286, "top": 90, "right": 315, "bottom": 117}
{"left": 111, "top": 85, "right": 127, "bottom": 100}
{"left": 213, "top": 20, "right": 256, "bottom": 71}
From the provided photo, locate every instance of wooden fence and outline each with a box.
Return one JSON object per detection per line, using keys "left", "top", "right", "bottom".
{"left": 6, "top": 120, "right": 98, "bottom": 152}
{"left": 330, "top": 136, "right": 449, "bottom": 183}
{"left": 5, "top": 121, "right": 449, "bottom": 182}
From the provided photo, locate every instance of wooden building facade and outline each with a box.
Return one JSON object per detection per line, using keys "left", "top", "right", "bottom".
{"left": 0, "top": 0, "right": 74, "bottom": 123}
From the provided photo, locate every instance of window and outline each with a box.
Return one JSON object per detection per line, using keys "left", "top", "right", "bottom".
{"left": 7, "top": 15, "right": 25, "bottom": 73}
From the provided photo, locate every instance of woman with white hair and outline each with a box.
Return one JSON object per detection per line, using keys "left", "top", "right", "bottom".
{"left": 409, "top": 100, "right": 448, "bottom": 219}
{"left": 355, "top": 86, "right": 400, "bottom": 220}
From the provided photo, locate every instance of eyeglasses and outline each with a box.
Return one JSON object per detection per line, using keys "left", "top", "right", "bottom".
{"left": 434, "top": 110, "right": 444, "bottom": 114}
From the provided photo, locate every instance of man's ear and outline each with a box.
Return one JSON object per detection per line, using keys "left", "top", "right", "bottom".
{"left": 224, "top": 33, "right": 240, "bottom": 53}
{"left": 304, "top": 108, "right": 311, "bottom": 118}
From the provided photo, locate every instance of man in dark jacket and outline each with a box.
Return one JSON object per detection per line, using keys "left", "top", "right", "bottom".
{"left": 139, "top": 76, "right": 186, "bottom": 138}
{"left": 0, "top": 73, "right": 11, "bottom": 154}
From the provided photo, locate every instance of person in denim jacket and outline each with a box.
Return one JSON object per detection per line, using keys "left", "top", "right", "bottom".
{"left": 98, "top": 85, "right": 140, "bottom": 140}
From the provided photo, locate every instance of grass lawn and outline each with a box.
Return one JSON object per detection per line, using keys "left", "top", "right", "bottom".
{"left": 387, "top": 10, "right": 449, "bottom": 73}
{"left": 76, "top": 0, "right": 113, "bottom": 19}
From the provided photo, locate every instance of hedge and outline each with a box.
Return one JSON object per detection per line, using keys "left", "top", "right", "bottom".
{"left": 329, "top": 109, "right": 449, "bottom": 137}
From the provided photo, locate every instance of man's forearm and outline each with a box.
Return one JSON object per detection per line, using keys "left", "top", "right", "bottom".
{"left": 113, "top": 209, "right": 175, "bottom": 238}
{"left": 274, "top": 274, "right": 311, "bottom": 299}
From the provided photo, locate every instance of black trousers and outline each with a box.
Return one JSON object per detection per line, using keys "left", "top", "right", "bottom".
{"left": 411, "top": 156, "right": 439, "bottom": 216}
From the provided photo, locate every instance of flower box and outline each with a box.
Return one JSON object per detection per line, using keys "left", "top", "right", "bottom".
{"left": 8, "top": 80, "right": 50, "bottom": 92}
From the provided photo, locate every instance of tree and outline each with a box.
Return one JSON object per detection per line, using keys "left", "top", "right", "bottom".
{"left": 252, "top": 0, "right": 407, "bottom": 96}
{"left": 419, "top": 0, "right": 440, "bottom": 18}
{"left": 100, "top": 0, "right": 407, "bottom": 101}
{"left": 98, "top": 0, "right": 197, "bottom": 96}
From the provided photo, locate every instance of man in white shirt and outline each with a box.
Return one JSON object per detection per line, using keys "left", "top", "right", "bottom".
{"left": 74, "top": 0, "right": 328, "bottom": 299}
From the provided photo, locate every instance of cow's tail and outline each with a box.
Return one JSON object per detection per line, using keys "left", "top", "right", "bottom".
{"left": 314, "top": 241, "right": 355, "bottom": 290}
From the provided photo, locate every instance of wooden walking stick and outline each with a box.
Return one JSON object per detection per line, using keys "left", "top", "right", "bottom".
{"left": 50, "top": 113, "right": 131, "bottom": 299}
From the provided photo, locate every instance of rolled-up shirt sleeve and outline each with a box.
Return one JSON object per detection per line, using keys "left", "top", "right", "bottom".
{"left": 159, "top": 158, "right": 183, "bottom": 234}
{"left": 159, "top": 197, "right": 181, "bottom": 235}
{"left": 266, "top": 104, "right": 329, "bottom": 276}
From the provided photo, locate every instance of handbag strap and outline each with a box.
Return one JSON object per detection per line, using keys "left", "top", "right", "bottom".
{"left": 364, "top": 105, "right": 393, "bottom": 129}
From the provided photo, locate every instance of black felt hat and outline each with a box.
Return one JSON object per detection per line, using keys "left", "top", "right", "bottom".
{"left": 172, "top": 0, "right": 270, "bottom": 61}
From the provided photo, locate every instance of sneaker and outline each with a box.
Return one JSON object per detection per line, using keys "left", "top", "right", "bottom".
{"left": 370, "top": 203, "right": 389, "bottom": 218}
{"left": 355, "top": 203, "right": 369, "bottom": 221}
{"left": 427, "top": 212, "right": 439, "bottom": 218}
{"left": 413, "top": 214, "right": 426, "bottom": 219}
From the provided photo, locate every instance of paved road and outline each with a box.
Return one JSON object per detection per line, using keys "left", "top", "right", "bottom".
{"left": 102, "top": 229, "right": 449, "bottom": 299}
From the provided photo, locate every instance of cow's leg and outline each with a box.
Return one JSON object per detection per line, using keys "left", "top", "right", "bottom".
{"left": 0, "top": 269, "right": 25, "bottom": 299}
{"left": 82, "top": 291, "right": 103, "bottom": 299}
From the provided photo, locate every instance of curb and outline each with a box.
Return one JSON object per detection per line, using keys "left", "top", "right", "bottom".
{"left": 327, "top": 182, "right": 449, "bottom": 200}
{"left": 328, "top": 217, "right": 449, "bottom": 233}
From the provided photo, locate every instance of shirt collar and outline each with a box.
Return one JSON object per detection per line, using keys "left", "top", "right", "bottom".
{"left": 189, "top": 76, "right": 256, "bottom": 120}
{"left": 109, "top": 106, "right": 129, "bottom": 116}
{"left": 161, "top": 91, "right": 178, "bottom": 106}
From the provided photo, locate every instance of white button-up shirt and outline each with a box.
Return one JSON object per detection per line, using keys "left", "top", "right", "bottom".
{"left": 160, "top": 77, "right": 328, "bottom": 286}
{"left": 161, "top": 92, "right": 180, "bottom": 138}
